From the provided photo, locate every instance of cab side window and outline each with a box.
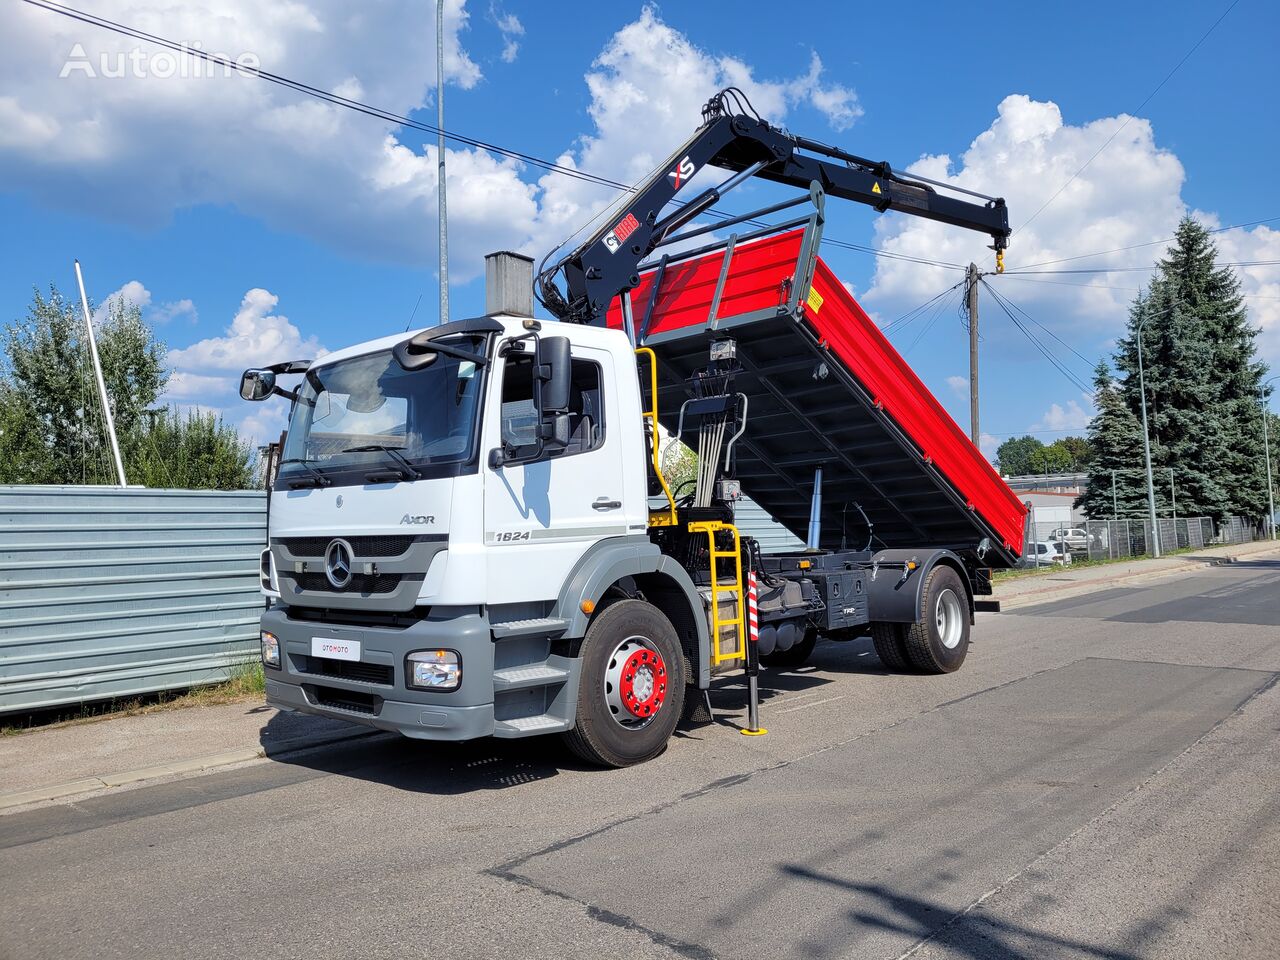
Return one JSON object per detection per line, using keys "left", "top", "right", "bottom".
{"left": 499, "top": 352, "right": 604, "bottom": 457}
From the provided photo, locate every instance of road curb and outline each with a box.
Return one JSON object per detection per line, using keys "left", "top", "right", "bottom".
{"left": 997, "top": 544, "right": 1280, "bottom": 610}
{"left": 0, "top": 726, "right": 379, "bottom": 813}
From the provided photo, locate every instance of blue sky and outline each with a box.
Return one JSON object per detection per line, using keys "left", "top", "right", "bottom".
{"left": 2, "top": 0, "right": 1278, "bottom": 453}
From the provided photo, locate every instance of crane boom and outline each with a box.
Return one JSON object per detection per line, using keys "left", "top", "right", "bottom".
{"left": 538, "top": 89, "right": 1010, "bottom": 326}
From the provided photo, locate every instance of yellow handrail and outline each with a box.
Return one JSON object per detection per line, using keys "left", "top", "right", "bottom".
{"left": 687, "top": 520, "right": 746, "bottom": 665}
{"left": 636, "top": 347, "right": 677, "bottom": 527}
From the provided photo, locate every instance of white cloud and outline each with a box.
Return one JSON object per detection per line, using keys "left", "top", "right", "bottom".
{"left": 150, "top": 298, "right": 198, "bottom": 324}
{"left": 93, "top": 279, "right": 151, "bottom": 323}
{"left": 528, "top": 6, "right": 862, "bottom": 261}
{"left": 978, "top": 431, "right": 999, "bottom": 463}
{"left": 865, "top": 95, "right": 1186, "bottom": 328}
{"left": 160, "top": 287, "right": 326, "bottom": 445}
{"left": 945, "top": 374, "right": 968, "bottom": 398}
{"left": 1034, "top": 398, "right": 1091, "bottom": 432}
{"left": 490, "top": 5, "right": 523, "bottom": 64}
{"left": 1, "top": 4, "right": 860, "bottom": 283}
{"left": 168, "top": 288, "right": 324, "bottom": 371}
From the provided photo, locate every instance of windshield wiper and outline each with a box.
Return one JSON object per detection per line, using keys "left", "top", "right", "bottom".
{"left": 344, "top": 444, "right": 424, "bottom": 480}
{"left": 279, "top": 457, "right": 331, "bottom": 488}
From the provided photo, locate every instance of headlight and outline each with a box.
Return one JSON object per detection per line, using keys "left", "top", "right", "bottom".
{"left": 260, "top": 631, "right": 280, "bottom": 668}
{"left": 406, "top": 649, "right": 461, "bottom": 691}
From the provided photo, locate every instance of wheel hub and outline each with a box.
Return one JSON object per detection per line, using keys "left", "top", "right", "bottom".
{"left": 604, "top": 637, "right": 668, "bottom": 727}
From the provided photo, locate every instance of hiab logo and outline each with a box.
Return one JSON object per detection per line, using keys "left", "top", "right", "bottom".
{"left": 668, "top": 156, "right": 696, "bottom": 189}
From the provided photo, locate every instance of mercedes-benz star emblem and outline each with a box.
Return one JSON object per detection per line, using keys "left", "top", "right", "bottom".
{"left": 324, "top": 538, "right": 354, "bottom": 589}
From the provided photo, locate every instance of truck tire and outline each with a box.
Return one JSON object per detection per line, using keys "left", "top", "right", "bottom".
{"left": 562, "top": 600, "right": 687, "bottom": 767}
{"left": 901, "top": 566, "right": 970, "bottom": 674}
{"left": 870, "top": 623, "right": 912, "bottom": 671}
{"left": 760, "top": 627, "right": 817, "bottom": 669}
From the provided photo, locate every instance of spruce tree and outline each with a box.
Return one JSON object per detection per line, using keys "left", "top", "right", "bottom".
{"left": 1078, "top": 361, "right": 1147, "bottom": 519}
{"left": 1113, "top": 224, "right": 1234, "bottom": 520}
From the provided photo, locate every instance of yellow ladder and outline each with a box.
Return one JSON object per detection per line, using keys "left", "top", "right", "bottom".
{"left": 635, "top": 347, "right": 678, "bottom": 528}
{"left": 687, "top": 520, "right": 746, "bottom": 665}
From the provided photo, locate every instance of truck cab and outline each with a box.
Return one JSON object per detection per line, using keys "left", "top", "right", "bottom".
{"left": 252, "top": 304, "right": 709, "bottom": 765}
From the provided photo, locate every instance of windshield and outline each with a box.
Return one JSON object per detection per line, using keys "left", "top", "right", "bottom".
{"left": 278, "top": 336, "right": 485, "bottom": 487}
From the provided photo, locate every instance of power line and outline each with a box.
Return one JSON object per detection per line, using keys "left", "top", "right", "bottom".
{"left": 23, "top": 0, "right": 965, "bottom": 274}
{"left": 1012, "top": 216, "right": 1280, "bottom": 270}
{"left": 979, "top": 278, "right": 1092, "bottom": 394}
{"left": 982, "top": 281, "right": 1095, "bottom": 368}
{"left": 1011, "top": 0, "right": 1241, "bottom": 239}
{"left": 882, "top": 280, "right": 965, "bottom": 334}
{"left": 1007, "top": 259, "right": 1280, "bottom": 275}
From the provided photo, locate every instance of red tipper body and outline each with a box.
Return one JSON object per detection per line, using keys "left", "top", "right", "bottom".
{"left": 606, "top": 228, "right": 1026, "bottom": 561}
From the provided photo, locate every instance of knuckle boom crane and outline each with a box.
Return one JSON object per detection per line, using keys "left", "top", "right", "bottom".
{"left": 538, "top": 87, "right": 1011, "bottom": 326}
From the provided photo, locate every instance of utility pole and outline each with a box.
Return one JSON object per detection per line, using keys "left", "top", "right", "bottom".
{"left": 436, "top": 0, "right": 450, "bottom": 325}
{"left": 74, "top": 260, "right": 127, "bottom": 487}
{"left": 1263, "top": 376, "right": 1278, "bottom": 540}
{"left": 966, "top": 263, "right": 980, "bottom": 445}
{"left": 1136, "top": 316, "right": 1160, "bottom": 557}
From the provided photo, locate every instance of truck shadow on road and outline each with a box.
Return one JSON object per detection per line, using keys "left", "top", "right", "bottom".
{"left": 264, "top": 637, "right": 896, "bottom": 795}
{"left": 779, "top": 864, "right": 1150, "bottom": 960}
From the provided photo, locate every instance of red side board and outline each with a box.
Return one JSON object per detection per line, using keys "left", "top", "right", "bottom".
{"left": 607, "top": 229, "right": 1027, "bottom": 555}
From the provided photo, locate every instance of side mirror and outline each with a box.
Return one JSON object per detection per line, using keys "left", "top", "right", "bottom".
{"left": 538, "top": 336, "right": 571, "bottom": 416}
{"left": 240, "top": 369, "right": 276, "bottom": 401}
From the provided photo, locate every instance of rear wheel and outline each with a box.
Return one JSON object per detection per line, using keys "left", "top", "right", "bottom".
{"left": 901, "top": 566, "right": 970, "bottom": 674}
{"left": 760, "top": 626, "right": 817, "bottom": 669}
{"left": 562, "top": 600, "right": 686, "bottom": 767}
{"left": 870, "top": 623, "right": 912, "bottom": 671}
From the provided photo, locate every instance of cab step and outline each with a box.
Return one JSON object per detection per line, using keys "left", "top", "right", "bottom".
{"left": 493, "top": 714, "right": 572, "bottom": 737}
{"left": 490, "top": 617, "right": 569, "bottom": 640}
{"left": 492, "top": 663, "right": 571, "bottom": 691}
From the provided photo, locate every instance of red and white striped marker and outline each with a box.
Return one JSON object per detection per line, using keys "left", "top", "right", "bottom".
{"left": 747, "top": 570, "right": 759, "bottom": 645}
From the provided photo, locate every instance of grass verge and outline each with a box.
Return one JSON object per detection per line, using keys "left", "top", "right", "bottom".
{"left": 1, "top": 662, "right": 266, "bottom": 737}
{"left": 992, "top": 544, "right": 1225, "bottom": 582}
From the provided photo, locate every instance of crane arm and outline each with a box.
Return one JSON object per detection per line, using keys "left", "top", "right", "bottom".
{"left": 537, "top": 89, "right": 1010, "bottom": 326}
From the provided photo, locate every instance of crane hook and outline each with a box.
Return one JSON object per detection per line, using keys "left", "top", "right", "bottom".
{"left": 995, "top": 248, "right": 1005, "bottom": 274}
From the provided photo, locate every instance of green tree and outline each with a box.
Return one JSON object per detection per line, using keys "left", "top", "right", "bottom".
{"left": 0, "top": 284, "right": 256, "bottom": 490}
{"left": 127, "top": 409, "right": 256, "bottom": 490}
{"left": 1112, "top": 219, "right": 1252, "bottom": 520}
{"left": 1056, "top": 435, "right": 1094, "bottom": 469}
{"left": 1078, "top": 361, "right": 1147, "bottom": 518}
{"left": 994, "top": 435, "right": 1045, "bottom": 476}
{"left": 0, "top": 286, "right": 167, "bottom": 484}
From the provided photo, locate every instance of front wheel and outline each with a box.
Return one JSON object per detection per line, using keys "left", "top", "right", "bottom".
{"left": 562, "top": 600, "right": 687, "bottom": 767}
{"left": 901, "top": 566, "right": 970, "bottom": 673}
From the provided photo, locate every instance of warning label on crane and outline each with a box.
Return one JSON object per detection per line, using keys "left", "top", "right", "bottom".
{"left": 807, "top": 287, "right": 824, "bottom": 313}
{"left": 603, "top": 212, "right": 641, "bottom": 254}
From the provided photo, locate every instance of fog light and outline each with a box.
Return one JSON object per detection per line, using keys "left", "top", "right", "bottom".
{"left": 406, "top": 649, "right": 461, "bottom": 691}
{"left": 261, "top": 631, "right": 280, "bottom": 669}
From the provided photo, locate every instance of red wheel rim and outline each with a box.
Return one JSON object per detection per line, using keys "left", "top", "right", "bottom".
{"left": 616, "top": 647, "right": 667, "bottom": 719}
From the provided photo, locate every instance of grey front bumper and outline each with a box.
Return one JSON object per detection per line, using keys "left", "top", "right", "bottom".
{"left": 261, "top": 605, "right": 496, "bottom": 742}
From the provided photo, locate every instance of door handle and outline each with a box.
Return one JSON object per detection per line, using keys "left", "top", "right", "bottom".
{"left": 592, "top": 498, "right": 622, "bottom": 511}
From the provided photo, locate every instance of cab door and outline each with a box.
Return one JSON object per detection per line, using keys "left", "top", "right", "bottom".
{"left": 482, "top": 339, "right": 627, "bottom": 603}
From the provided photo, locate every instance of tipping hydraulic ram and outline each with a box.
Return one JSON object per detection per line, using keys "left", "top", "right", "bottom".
{"left": 538, "top": 88, "right": 1011, "bottom": 327}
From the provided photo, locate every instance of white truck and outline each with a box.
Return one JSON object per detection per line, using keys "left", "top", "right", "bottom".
{"left": 241, "top": 90, "right": 1024, "bottom": 766}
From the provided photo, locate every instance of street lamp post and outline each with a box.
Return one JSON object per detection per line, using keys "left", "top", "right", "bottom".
{"left": 1136, "top": 316, "right": 1161, "bottom": 557}
{"left": 1263, "top": 376, "right": 1278, "bottom": 540}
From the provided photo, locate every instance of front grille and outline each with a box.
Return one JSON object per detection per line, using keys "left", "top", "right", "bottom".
{"left": 301, "top": 656, "right": 394, "bottom": 686}
{"left": 294, "top": 572, "right": 402, "bottom": 594}
{"left": 277, "top": 535, "right": 421, "bottom": 558}
{"left": 309, "top": 685, "right": 382, "bottom": 716}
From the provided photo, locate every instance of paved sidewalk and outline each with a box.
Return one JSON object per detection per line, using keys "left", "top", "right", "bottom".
{"left": 994, "top": 537, "right": 1280, "bottom": 607}
{"left": 0, "top": 699, "right": 366, "bottom": 811}
{"left": 3, "top": 537, "right": 1277, "bottom": 813}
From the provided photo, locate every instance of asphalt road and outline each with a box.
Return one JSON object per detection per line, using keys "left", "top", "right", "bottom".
{"left": 3, "top": 561, "right": 1279, "bottom": 960}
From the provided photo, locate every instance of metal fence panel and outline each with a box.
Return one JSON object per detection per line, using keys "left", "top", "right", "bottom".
{"left": 1024, "top": 515, "right": 1256, "bottom": 568}
{"left": 0, "top": 485, "right": 267, "bottom": 714}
